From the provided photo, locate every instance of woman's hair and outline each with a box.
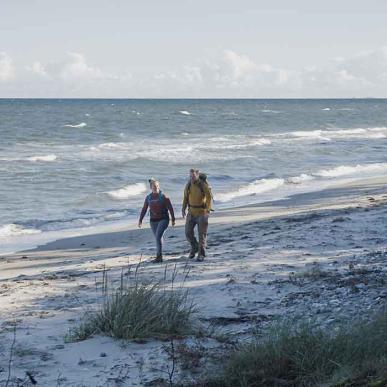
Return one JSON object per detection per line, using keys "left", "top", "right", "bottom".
{"left": 148, "top": 178, "right": 160, "bottom": 188}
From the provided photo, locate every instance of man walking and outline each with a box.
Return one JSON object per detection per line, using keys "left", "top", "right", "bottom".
{"left": 182, "top": 168, "right": 213, "bottom": 261}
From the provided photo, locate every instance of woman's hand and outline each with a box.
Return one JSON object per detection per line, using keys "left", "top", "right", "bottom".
{"left": 138, "top": 221, "right": 142, "bottom": 228}
{"left": 172, "top": 219, "right": 176, "bottom": 227}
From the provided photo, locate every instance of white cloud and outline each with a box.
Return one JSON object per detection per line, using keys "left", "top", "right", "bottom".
{"left": 222, "top": 49, "right": 257, "bottom": 80}
{"left": 297, "top": 46, "right": 387, "bottom": 96}
{"left": 143, "top": 50, "right": 292, "bottom": 97}
{"left": 2, "top": 46, "right": 387, "bottom": 97}
{"left": 0, "top": 52, "right": 15, "bottom": 82}
{"left": 60, "top": 52, "right": 104, "bottom": 81}
{"left": 28, "top": 61, "right": 48, "bottom": 77}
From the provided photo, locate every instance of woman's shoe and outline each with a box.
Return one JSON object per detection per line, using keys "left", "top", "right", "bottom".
{"left": 153, "top": 254, "right": 163, "bottom": 263}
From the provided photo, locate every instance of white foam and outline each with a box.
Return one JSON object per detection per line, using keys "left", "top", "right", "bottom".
{"left": 206, "top": 138, "right": 271, "bottom": 150}
{"left": 179, "top": 110, "right": 191, "bottom": 115}
{"left": 261, "top": 109, "right": 281, "bottom": 113}
{"left": 64, "top": 122, "right": 87, "bottom": 128}
{"left": 0, "top": 224, "right": 41, "bottom": 238}
{"left": 314, "top": 163, "right": 387, "bottom": 178}
{"left": 106, "top": 182, "right": 147, "bottom": 200}
{"left": 286, "top": 174, "right": 315, "bottom": 184}
{"left": 27, "top": 154, "right": 57, "bottom": 162}
{"left": 216, "top": 178, "right": 284, "bottom": 202}
{"left": 322, "top": 108, "right": 331, "bottom": 111}
{"left": 284, "top": 127, "right": 387, "bottom": 142}
{"left": 290, "top": 130, "right": 331, "bottom": 141}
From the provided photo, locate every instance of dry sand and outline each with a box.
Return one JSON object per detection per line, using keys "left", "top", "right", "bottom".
{"left": 1, "top": 176, "right": 387, "bottom": 386}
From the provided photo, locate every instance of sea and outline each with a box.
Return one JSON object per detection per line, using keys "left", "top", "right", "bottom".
{"left": 1, "top": 98, "right": 387, "bottom": 254}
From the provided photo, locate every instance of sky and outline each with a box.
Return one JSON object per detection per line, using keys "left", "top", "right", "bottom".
{"left": 1, "top": 0, "right": 387, "bottom": 98}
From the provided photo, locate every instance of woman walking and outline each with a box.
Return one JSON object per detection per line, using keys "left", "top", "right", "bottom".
{"left": 138, "top": 178, "right": 175, "bottom": 262}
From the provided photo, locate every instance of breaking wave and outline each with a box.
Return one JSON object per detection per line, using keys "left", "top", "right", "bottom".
{"left": 64, "top": 122, "right": 87, "bottom": 128}
{"left": 27, "top": 154, "right": 57, "bottom": 162}
{"left": 216, "top": 178, "right": 285, "bottom": 202}
{"left": 0, "top": 224, "right": 41, "bottom": 238}
{"left": 283, "top": 127, "right": 387, "bottom": 141}
{"left": 106, "top": 182, "right": 147, "bottom": 200}
{"left": 315, "top": 163, "right": 387, "bottom": 178}
{"left": 216, "top": 162, "right": 387, "bottom": 202}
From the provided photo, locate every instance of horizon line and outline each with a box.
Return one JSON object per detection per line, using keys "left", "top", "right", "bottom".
{"left": 0, "top": 97, "right": 386, "bottom": 100}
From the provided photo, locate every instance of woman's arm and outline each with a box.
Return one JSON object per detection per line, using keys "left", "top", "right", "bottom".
{"left": 138, "top": 198, "right": 149, "bottom": 227}
{"left": 165, "top": 197, "right": 175, "bottom": 225}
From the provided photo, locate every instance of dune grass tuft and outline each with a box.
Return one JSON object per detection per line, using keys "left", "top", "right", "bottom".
{"left": 68, "top": 264, "right": 196, "bottom": 341}
{"left": 201, "top": 306, "right": 387, "bottom": 387}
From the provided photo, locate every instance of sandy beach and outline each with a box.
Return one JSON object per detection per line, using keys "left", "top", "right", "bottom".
{"left": 1, "top": 176, "right": 387, "bottom": 386}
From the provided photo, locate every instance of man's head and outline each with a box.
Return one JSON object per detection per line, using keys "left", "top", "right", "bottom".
{"left": 189, "top": 168, "right": 199, "bottom": 182}
{"left": 149, "top": 178, "right": 160, "bottom": 193}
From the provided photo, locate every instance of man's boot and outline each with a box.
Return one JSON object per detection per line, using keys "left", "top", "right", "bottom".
{"left": 188, "top": 242, "right": 198, "bottom": 259}
{"left": 196, "top": 246, "right": 205, "bottom": 262}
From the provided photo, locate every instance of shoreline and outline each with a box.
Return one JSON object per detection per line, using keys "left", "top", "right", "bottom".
{"left": 1, "top": 175, "right": 387, "bottom": 385}
{"left": 22, "top": 175, "right": 387, "bottom": 255}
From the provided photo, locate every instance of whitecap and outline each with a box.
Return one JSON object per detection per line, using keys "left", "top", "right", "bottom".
{"left": 261, "top": 109, "right": 281, "bottom": 113}
{"left": 202, "top": 138, "right": 271, "bottom": 150}
{"left": 314, "top": 163, "right": 387, "bottom": 178}
{"left": 106, "top": 182, "right": 147, "bottom": 200}
{"left": 216, "top": 178, "right": 284, "bottom": 202}
{"left": 27, "top": 154, "right": 57, "bottom": 162}
{"left": 322, "top": 108, "right": 331, "bottom": 111}
{"left": 286, "top": 174, "right": 315, "bottom": 184}
{"left": 179, "top": 110, "right": 191, "bottom": 115}
{"left": 289, "top": 130, "right": 331, "bottom": 141}
{"left": 64, "top": 122, "right": 87, "bottom": 128}
{"left": 0, "top": 224, "right": 41, "bottom": 238}
{"left": 282, "top": 127, "right": 387, "bottom": 142}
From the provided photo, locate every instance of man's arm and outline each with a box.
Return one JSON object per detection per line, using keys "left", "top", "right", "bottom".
{"left": 182, "top": 186, "right": 189, "bottom": 217}
{"left": 204, "top": 183, "right": 212, "bottom": 213}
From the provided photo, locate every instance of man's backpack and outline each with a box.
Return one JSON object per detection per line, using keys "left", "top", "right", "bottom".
{"left": 185, "top": 173, "right": 214, "bottom": 211}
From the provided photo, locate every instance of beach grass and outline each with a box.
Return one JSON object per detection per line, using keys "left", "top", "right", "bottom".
{"left": 198, "top": 306, "right": 387, "bottom": 387}
{"left": 67, "top": 265, "right": 196, "bottom": 341}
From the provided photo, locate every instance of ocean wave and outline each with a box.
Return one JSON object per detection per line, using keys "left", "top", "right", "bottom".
{"left": 322, "top": 108, "right": 331, "bottom": 111}
{"left": 27, "top": 154, "right": 57, "bottom": 162}
{"left": 0, "top": 224, "right": 41, "bottom": 238}
{"left": 89, "top": 142, "right": 129, "bottom": 150}
{"left": 289, "top": 130, "right": 332, "bottom": 141}
{"left": 64, "top": 122, "right": 87, "bottom": 128}
{"left": 216, "top": 178, "right": 284, "bottom": 202}
{"left": 284, "top": 127, "right": 387, "bottom": 141}
{"left": 314, "top": 163, "right": 387, "bottom": 178}
{"left": 179, "top": 110, "right": 191, "bottom": 115}
{"left": 216, "top": 162, "right": 387, "bottom": 202}
{"left": 261, "top": 109, "right": 281, "bottom": 113}
{"left": 106, "top": 182, "right": 147, "bottom": 200}
{"left": 202, "top": 138, "right": 271, "bottom": 150}
{"left": 286, "top": 173, "right": 315, "bottom": 184}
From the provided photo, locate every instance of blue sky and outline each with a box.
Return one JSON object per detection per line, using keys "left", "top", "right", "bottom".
{"left": 1, "top": 0, "right": 387, "bottom": 97}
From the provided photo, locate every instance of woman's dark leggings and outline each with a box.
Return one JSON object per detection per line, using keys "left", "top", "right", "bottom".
{"left": 150, "top": 219, "right": 169, "bottom": 256}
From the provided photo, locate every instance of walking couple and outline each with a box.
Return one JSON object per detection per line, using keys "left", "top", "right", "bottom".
{"left": 138, "top": 168, "right": 213, "bottom": 262}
